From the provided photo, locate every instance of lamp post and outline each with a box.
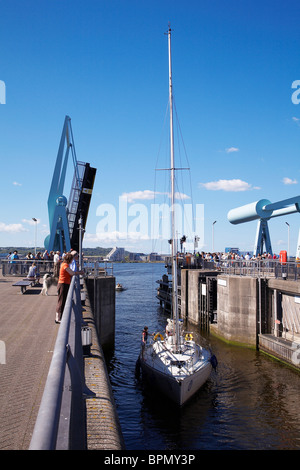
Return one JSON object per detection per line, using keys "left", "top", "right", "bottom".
{"left": 32, "top": 218, "right": 37, "bottom": 256}
{"left": 212, "top": 220, "right": 217, "bottom": 252}
{"left": 285, "top": 222, "right": 290, "bottom": 261}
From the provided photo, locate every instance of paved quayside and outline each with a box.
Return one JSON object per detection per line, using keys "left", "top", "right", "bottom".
{"left": 0, "top": 275, "right": 124, "bottom": 450}
{"left": 0, "top": 276, "right": 58, "bottom": 449}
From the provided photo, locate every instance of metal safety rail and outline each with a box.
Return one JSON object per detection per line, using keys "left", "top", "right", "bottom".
{"left": 29, "top": 275, "right": 93, "bottom": 450}
{"left": 0, "top": 258, "right": 113, "bottom": 278}
{"left": 218, "top": 259, "right": 300, "bottom": 280}
{"left": 163, "top": 256, "right": 300, "bottom": 281}
{"left": 1, "top": 259, "right": 57, "bottom": 277}
{"left": 83, "top": 258, "right": 113, "bottom": 278}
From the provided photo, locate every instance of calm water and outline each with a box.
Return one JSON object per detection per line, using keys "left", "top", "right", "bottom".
{"left": 106, "top": 263, "right": 300, "bottom": 450}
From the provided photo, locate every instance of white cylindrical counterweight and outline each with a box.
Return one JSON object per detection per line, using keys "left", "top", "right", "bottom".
{"left": 227, "top": 199, "right": 272, "bottom": 225}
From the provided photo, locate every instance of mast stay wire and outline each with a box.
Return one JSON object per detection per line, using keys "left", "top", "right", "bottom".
{"left": 173, "top": 98, "right": 196, "bottom": 244}
{"left": 152, "top": 97, "right": 196, "bottom": 253}
{"left": 152, "top": 100, "right": 171, "bottom": 254}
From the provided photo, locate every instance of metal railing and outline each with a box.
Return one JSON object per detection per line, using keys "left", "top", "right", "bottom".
{"left": 29, "top": 275, "right": 93, "bottom": 450}
{"left": 82, "top": 258, "right": 113, "bottom": 278}
{"left": 1, "top": 258, "right": 113, "bottom": 278}
{"left": 1, "top": 259, "right": 56, "bottom": 277}
{"left": 218, "top": 259, "right": 300, "bottom": 280}
{"left": 164, "top": 256, "right": 300, "bottom": 281}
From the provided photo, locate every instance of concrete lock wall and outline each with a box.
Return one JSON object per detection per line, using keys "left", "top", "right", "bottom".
{"left": 85, "top": 276, "right": 116, "bottom": 350}
{"left": 216, "top": 276, "right": 258, "bottom": 347}
{"left": 187, "top": 270, "right": 201, "bottom": 324}
{"left": 180, "top": 269, "right": 202, "bottom": 324}
{"left": 180, "top": 269, "right": 218, "bottom": 326}
{"left": 180, "top": 268, "right": 300, "bottom": 365}
{"left": 180, "top": 269, "right": 199, "bottom": 324}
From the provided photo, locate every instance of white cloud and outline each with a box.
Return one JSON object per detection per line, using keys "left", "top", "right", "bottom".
{"left": 172, "top": 192, "right": 190, "bottom": 200}
{"left": 12, "top": 181, "right": 22, "bottom": 186}
{"left": 199, "top": 178, "right": 259, "bottom": 192}
{"left": 22, "top": 218, "right": 41, "bottom": 226}
{"left": 0, "top": 222, "right": 28, "bottom": 233}
{"left": 225, "top": 147, "right": 239, "bottom": 153}
{"left": 120, "top": 190, "right": 190, "bottom": 203}
{"left": 120, "top": 190, "right": 158, "bottom": 203}
{"left": 283, "top": 177, "right": 298, "bottom": 185}
{"left": 22, "top": 219, "right": 41, "bottom": 225}
{"left": 275, "top": 239, "right": 286, "bottom": 247}
{"left": 292, "top": 117, "right": 300, "bottom": 127}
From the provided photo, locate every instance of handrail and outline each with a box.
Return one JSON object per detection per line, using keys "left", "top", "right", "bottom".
{"left": 0, "top": 258, "right": 113, "bottom": 278}
{"left": 29, "top": 275, "right": 92, "bottom": 450}
{"left": 83, "top": 258, "right": 113, "bottom": 278}
{"left": 164, "top": 256, "right": 300, "bottom": 281}
{"left": 1, "top": 259, "right": 58, "bottom": 277}
{"left": 217, "top": 259, "right": 300, "bottom": 280}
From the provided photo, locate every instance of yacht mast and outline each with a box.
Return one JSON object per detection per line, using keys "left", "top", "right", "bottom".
{"left": 168, "top": 25, "right": 179, "bottom": 349}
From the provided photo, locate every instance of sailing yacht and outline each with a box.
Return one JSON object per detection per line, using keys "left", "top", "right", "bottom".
{"left": 138, "top": 26, "right": 216, "bottom": 406}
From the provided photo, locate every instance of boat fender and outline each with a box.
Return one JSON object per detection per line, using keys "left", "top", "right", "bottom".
{"left": 154, "top": 333, "right": 164, "bottom": 341}
{"left": 210, "top": 354, "right": 218, "bottom": 370}
{"left": 185, "top": 333, "right": 193, "bottom": 341}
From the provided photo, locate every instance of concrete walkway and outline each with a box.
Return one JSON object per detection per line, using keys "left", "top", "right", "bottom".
{"left": 0, "top": 275, "right": 125, "bottom": 450}
{"left": 0, "top": 277, "right": 59, "bottom": 450}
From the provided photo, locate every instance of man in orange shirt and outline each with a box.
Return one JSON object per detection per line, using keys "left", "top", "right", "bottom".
{"left": 55, "top": 252, "right": 83, "bottom": 324}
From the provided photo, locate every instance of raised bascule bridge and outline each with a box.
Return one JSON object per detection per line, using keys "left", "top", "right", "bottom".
{"left": 45, "top": 115, "right": 96, "bottom": 254}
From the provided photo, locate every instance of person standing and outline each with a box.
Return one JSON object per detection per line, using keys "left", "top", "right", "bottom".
{"left": 53, "top": 251, "right": 61, "bottom": 278}
{"left": 141, "top": 326, "right": 154, "bottom": 359}
{"left": 55, "top": 253, "right": 83, "bottom": 324}
{"left": 9, "top": 250, "right": 19, "bottom": 275}
{"left": 69, "top": 250, "right": 79, "bottom": 271}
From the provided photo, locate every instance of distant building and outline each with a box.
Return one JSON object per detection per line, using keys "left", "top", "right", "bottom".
{"left": 147, "top": 252, "right": 163, "bottom": 262}
{"left": 129, "top": 252, "right": 144, "bottom": 261}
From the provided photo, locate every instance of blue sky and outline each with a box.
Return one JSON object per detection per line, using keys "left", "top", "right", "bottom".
{"left": 1, "top": 0, "right": 300, "bottom": 255}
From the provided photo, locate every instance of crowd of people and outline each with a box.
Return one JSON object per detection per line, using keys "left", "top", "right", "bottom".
{"left": 7, "top": 249, "right": 72, "bottom": 262}
{"left": 193, "top": 251, "right": 277, "bottom": 262}
{"left": 175, "top": 250, "right": 280, "bottom": 269}
{"left": 6, "top": 248, "right": 83, "bottom": 324}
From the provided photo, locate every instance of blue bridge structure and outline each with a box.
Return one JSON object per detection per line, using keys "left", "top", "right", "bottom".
{"left": 44, "top": 115, "right": 96, "bottom": 253}
{"left": 228, "top": 196, "right": 300, "bottom": 257}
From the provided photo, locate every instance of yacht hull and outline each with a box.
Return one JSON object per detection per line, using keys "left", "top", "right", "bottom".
{"left": 139, "top": 354, "right": 212, "bottom": 406}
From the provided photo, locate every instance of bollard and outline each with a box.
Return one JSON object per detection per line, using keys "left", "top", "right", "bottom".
{"left": 81, "top": 326, "right": 92, "bottom": 356}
